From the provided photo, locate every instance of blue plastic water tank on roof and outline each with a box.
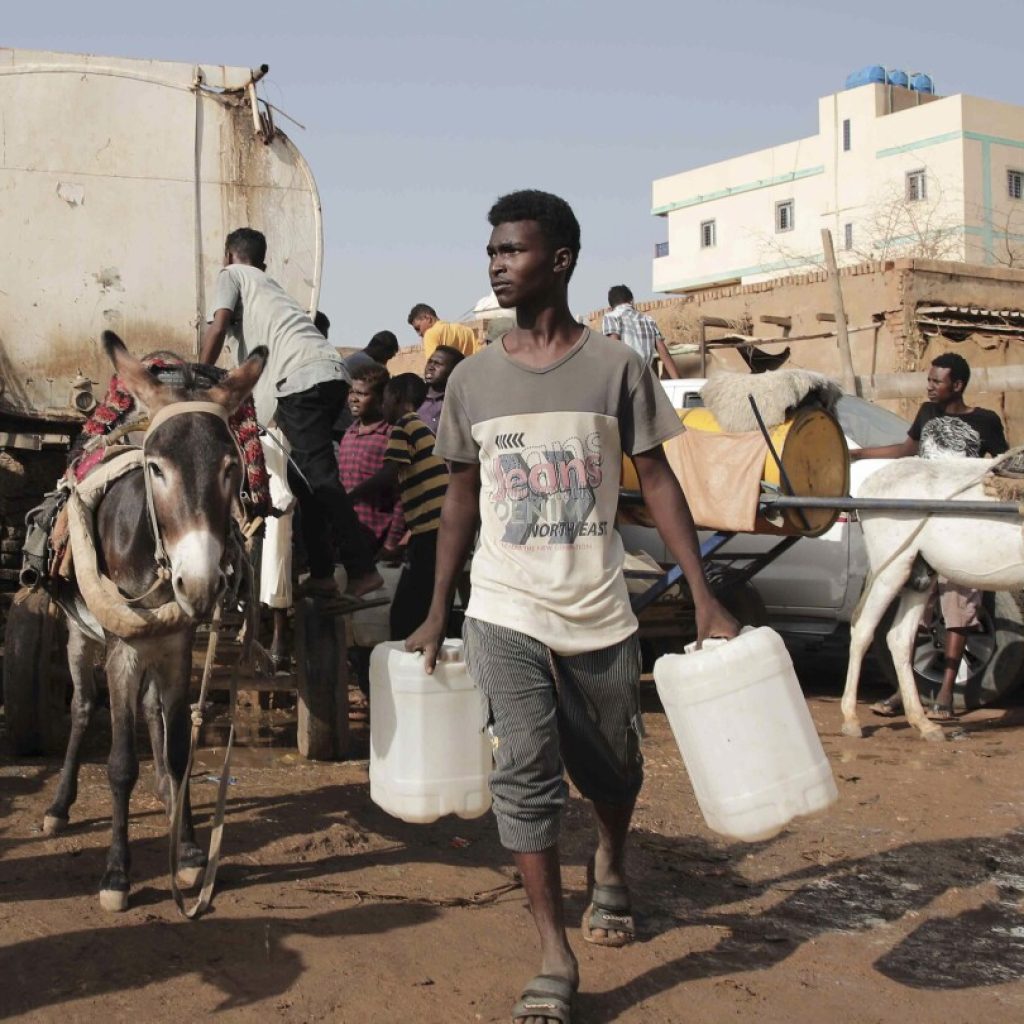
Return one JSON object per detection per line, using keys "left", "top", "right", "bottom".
{"left": 845, "top": 65, "right": 887, "bottom": 89}
{"left": 910, "top": 73, "right": 935, "bottom": 94}
{"left": 887, "top": 69, "right": 909, "bottom": 88}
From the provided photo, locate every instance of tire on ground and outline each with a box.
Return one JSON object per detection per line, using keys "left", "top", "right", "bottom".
{"left": 871, "top": 590, "right": 1024, "bottom": 710}
{"left": 2, "top": 588, "right": 69, "bottom": 755}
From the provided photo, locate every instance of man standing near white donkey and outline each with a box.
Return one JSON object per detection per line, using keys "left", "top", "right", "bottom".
{"left": 845, "top": 352, "right": 1010, "bottom": 739}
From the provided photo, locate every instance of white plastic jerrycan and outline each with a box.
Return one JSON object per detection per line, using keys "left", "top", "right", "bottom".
{"left": 653, "top": 626, "right": 838, "bottom": 842}
{"left": 369, "top": 640, "right": 493, "bottom": 824}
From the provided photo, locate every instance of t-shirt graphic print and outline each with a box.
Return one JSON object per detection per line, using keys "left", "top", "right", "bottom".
{"left": 486, "top": 417, "right": 607, "bottom": 547}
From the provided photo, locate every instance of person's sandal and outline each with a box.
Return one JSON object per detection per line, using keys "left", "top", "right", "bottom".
{"left": 581, "top": 860, "right": 635, "bottom": 947}
{"left": 510, "top": 975, "right": 575, "bottom": 1024}
{"left": 926, "top": 701, "right": 955, "bottom": 722}
{"left": 870, "top": 693, "right": 903, "bottom": 717}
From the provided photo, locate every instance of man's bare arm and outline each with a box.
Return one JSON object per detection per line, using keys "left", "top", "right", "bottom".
{"left": 404, "top": 462, "right": 481, "bottom": 671}
{"left": 349, "top": 461, "right": 399, "bottom": 501}
{"left": 850, "top": 437, "right": 917, "bottom": 461}
{"left": 199, "top": 308, "right": 233, "bottom": 366}
{"left": 632, "top": 446, "right": 738, "bottom": 643}
{"left": 656, "top": 337, "right": 680, "bottom": 379}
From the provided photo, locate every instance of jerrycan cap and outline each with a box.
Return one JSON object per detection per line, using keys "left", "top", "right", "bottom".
{"left": 683, "top": 625, "right": 755, "bottom": 656}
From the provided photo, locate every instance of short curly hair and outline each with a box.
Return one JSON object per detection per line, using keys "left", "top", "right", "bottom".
{"left": 931, "top": 351, "right": 971, "bottom": 388}
{"left": 350, "top": 362, "right": 389, "bottom": 396}
{"left": 487, "top": 190, "right": 581, "bottom": 280}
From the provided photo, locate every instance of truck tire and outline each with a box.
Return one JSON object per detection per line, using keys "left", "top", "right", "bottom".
{"left": 2, "top": 588, "right": 69, "bottom": 755}
{"left": 871, "top": 590, "right": 1024, "bottom": 710}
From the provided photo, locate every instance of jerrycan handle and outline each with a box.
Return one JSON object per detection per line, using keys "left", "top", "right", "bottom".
{"left": 683, "top": 625, "right": 755, "bottom": 656}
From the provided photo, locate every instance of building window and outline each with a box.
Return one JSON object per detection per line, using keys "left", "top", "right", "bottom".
{"left": 1009, "top": 169, "right": 1024, "bottom": 200}
{"left": 700, "top": 219, "right": 716, "bottom": 248}
{"left": 842, "top": 119, "right": 851, "bottom": 152}
{"left": 775, "top": 199, "right": 795, "bottom": 233}
{"left": 906, "top": 169, "right": 927, "bottom": 202}
{"left": 844, "top": 222, "right": 854, "bottom": 251}
{"left": 654, "top": 241, "right": 669, "bottom": 258}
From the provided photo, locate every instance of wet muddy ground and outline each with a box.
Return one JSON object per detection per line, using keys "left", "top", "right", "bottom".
{"left": 2, "top": 640, "right": 1024, "bottom": 1023}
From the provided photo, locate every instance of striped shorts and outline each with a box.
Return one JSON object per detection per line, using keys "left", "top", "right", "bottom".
{"left": 463, "top": 617, "right": 644, "bottom": 853}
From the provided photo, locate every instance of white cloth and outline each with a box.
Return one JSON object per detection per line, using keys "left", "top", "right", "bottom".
{"left": 259, "top": 428, "right": 294, "bottom": 609}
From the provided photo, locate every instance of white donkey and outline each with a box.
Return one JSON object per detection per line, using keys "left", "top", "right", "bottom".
{"left": 841, "top": 456, "right": 1024, "bottom": 742}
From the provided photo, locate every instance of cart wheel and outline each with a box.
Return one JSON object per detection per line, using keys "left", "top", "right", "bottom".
{"left": 2, "top": 588, "right": 69, "bottom": 756}
{"left": 294, "top": 597, "right": 350, "bottom": 760}
{"left": 871, "top": 590, "right": 1024, "bottom": 710}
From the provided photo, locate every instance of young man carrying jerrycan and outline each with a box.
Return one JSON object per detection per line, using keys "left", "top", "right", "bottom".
{"left": 406, "top": 189, "right": 738, "bottom": 1024}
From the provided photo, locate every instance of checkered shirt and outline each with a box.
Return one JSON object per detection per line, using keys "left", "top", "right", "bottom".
{"left": 602, "top": 303, "right": 663, "bottom": 363}
{"left": 337, "top": 419, "right": 406, "bottom": 549}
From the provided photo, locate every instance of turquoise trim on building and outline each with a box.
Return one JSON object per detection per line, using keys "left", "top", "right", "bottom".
{"left": 875, "top": 130, "right": 963, "bottom": 158}
{"left": 981, "top": 138, "right": 995, "bottom": 263}
{"left": 657, "top": 256, "right": 819, "bottom": 293}
{"left": 656, "top": 226, "right": 1024, "bottom": 293}
{"left": 875, "top": 128, "right": 1024, "bottom": 266}
{"left": 651, "top": 166, "right": 824, "bottom": 216}
{"left": 964, "top": 224, "right": 1024, "bottom": 243}
{"left": 877, "top": 129, "right": 1024, "bottom": 159}
{"left": 964, "top": 130, "right": 1024, "bottom": 151}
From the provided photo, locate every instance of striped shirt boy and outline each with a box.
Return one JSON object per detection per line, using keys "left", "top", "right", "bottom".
{"left": 384, "top": 413, "right": 448, "bottom": 534}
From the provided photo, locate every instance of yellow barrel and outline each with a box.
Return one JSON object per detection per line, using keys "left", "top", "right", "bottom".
{"left": 620, "top": 405, "right": 849, "bottom": 537}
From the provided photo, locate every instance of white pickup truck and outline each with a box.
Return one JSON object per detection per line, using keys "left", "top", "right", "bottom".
{"left": 620, "top": 379, "right": 1024, "bottom": 709}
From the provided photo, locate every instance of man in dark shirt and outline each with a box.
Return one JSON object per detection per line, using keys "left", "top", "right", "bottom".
{"left": 852, "top": 352, "right": 1007, "bottom": 462}
{"left": 417, "top": 344, "right": 464, "bottom": 434}
{"left": 851, "top": 352, "right": 1009, "bottom": 720}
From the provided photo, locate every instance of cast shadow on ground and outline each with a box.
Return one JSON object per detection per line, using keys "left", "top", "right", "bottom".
{"left": 575, "top": 826, "right": 1024, "bottom": 1023}
{"left": 0, "top": 777, "right": 513, "bottom": 907}
{"left": 0, "top": 899, "right": 440, "bottom": 1017}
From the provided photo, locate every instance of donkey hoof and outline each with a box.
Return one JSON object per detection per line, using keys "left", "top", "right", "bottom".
{"left": 840, "top": 721, "right": 864, "bottom": 739}
{"left": 42, "top": 813, "right": 68, "bottom": 837}
{"left": 921, "top": 727, "right": 946, "bottom": 743}
{"left": 176, "top": 865, "right": 204, "bottom": 889}
{"left": 99, "top": 888, "right": 129, "bottom": 913}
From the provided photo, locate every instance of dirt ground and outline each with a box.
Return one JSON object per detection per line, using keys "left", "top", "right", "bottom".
{"left": 3, "top": 640, "right": 1024, "bottom": 1024}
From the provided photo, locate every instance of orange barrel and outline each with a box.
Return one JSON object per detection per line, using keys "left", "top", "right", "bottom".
{"left": 620, "top": 405, "right": 849, "bottom": 538}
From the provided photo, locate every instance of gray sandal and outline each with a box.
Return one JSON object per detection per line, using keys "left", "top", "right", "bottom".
{"left": 511, "top": 974, "right": 575, "bottom": 1023}
{"left": 582, "top": 881, "right": 636, "bottom": 947}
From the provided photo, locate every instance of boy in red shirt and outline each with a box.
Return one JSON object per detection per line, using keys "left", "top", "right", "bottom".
{"left": 337, "top": 364, "right": 405, "bottom": 558}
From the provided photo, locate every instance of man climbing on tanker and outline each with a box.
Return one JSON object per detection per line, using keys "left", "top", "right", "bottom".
{"left": 200, "top": 228, "right": 382, "bottom": 601}
{"left": 851, "top": 351, "right": 1008, "bottom": 721}
{"left": 406, "top": 189, "right": 738, "bottom": 1024}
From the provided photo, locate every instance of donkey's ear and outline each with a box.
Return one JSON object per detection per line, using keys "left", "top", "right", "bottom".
{"left": 102, "top": 331, "right": 166, "bottom": 412}
{"left": 208, "top": 346, "right": 267, "bottom": 415}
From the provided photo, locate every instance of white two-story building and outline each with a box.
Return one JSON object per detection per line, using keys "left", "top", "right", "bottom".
{"left": 652, "top": 70, "right": 1024, "bottom": 295}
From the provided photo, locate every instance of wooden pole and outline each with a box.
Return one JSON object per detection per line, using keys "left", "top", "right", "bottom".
{"left": 857, "top": 364, "right": 1024, "bottom": 400}
{"left": 821, "top": 228, "right": 858, "bottom": 396}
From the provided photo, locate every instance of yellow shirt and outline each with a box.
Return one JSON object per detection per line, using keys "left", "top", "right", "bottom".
{"left": 422, "top": 320, "right": 482, "bottom": 359}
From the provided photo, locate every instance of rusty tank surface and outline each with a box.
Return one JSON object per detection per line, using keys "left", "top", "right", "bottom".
{"left": 0, "top": 47, "right": 323, "bottom": 590}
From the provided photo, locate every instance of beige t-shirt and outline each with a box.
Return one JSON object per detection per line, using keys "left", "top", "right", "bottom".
{"left": 210, "top": 264, "right": 347, "bottom": 424}
{"left": 435, "top": 328, "right": 682, "bottom": 655}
